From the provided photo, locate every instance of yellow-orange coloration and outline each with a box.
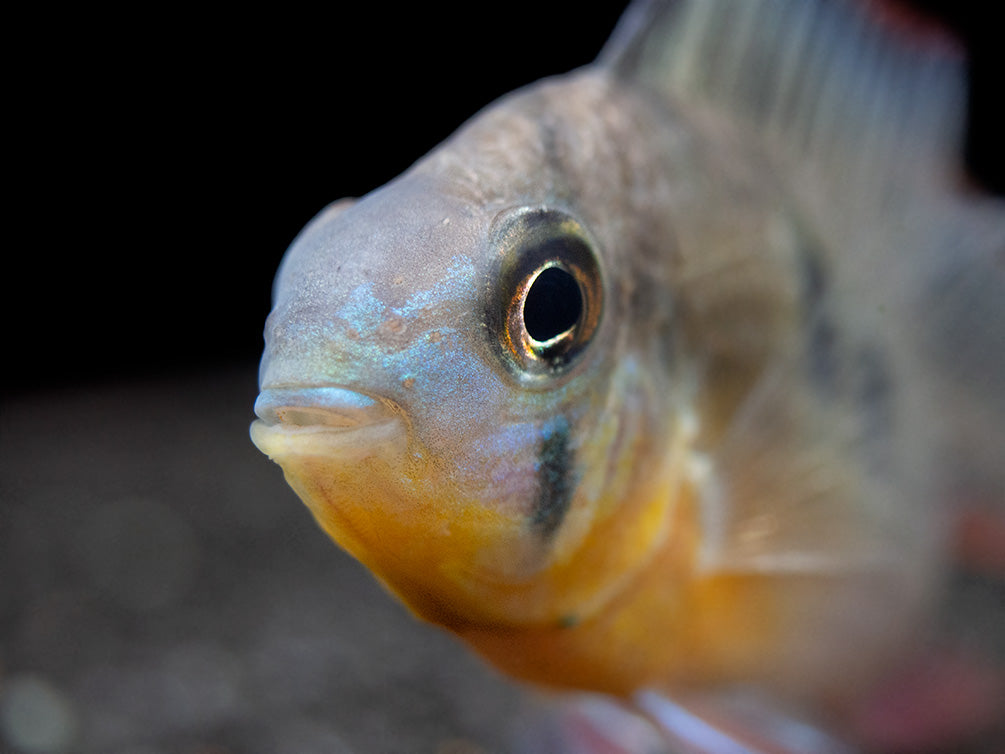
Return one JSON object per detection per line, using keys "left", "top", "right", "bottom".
{"left": 255, "top": 405, "right": 693, "bottom": 642}
{"left": 254, "top": 404, "right": 894, "bottom": 706}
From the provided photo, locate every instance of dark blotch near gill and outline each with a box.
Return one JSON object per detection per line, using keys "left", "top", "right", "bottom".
{"left": 532, "top": 417, "right": 574, "bottom": 538}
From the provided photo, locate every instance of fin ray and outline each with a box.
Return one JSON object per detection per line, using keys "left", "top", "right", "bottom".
{"left": 694, "top": 357, "right": 933, "bottom": 576}
{"left": 602, "top": 0, "right": 968, "bottom": 229}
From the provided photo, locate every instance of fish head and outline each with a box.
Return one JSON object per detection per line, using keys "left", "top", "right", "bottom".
{"left": 251, "top": 74, "right": 689, "bottom": 633}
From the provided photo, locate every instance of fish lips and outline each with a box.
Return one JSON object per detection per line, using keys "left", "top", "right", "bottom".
{"left": 250, "top": 386, "right": 407, "bottom": 462}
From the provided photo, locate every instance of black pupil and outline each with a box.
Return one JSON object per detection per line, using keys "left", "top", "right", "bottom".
{"left": 523, "top": 266, "right": 583, "bottom": 342}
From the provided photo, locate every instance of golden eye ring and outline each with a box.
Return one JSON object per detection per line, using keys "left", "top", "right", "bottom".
{"left": 487, "top": 207, "right": 604, "bottom": 383}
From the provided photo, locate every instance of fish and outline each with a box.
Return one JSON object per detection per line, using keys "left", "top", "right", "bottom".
{"left": 250, "top": 0, "right": 1005, "bottom": 750}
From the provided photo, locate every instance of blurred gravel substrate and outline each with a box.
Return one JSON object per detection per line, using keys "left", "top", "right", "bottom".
{"left": 0, "top": 368, "right": 532, "bottom": 754}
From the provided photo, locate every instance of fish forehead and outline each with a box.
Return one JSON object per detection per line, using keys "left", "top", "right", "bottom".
{"left": 273, "top": 175, "right": 488, "bottom": 317}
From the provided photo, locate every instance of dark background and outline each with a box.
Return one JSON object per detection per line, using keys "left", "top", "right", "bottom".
{"left": 5, "top": 0, "right": 1002, "bottom": 395}
{"left": 2, "top": 4, "right": 1002, "bottom": 753}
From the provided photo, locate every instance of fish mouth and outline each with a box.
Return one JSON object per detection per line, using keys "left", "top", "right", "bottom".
{"left": 250, "top": 385, "right": 407, "bottom": 461}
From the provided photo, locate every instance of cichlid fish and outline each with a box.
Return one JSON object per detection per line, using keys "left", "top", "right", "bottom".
{"left": 251, "top": 0, "right": 1005, "bottom": 749}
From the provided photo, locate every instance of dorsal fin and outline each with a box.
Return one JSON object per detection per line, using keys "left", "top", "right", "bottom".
{"left": 600, "top": 0, "right": 967, "bottom": 202}
{"left": 598, "top": 0, "right": 960, "bottom": 184}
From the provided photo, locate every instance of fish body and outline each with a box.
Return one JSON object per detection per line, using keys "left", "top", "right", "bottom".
{"left": 252, "top": 0, "right": 1004, "bottom": 745}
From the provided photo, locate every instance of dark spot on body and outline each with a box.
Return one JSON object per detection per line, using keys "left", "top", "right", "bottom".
{"left": 539, "top": 118, "right": 563, "bottom": 175}
{"left": 798, "top": 239, "right": 893, "bottom": 462}
{"left": 558, "top": 614, "right": 579, "bottom": 628}
{"left": 532, "top": 417, "right": 574, "bottom": 538}
{"left": 855, "top": 348, "right": 890, "bottom": 420}
{"left": 807, "top": 313, "right": 839, "bottom": 392}
{"left": 799, "top": 243, "right": 840, "bottom": 394}
{"left": 854, "top": 346, "right": 893, "bottom": 465}
{"left": 800, "top": 241, "right": 827, "bottom": 303}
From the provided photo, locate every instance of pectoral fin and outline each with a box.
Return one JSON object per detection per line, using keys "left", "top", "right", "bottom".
{"left": 694, "top": 356, "right": 931, "bottom": 578}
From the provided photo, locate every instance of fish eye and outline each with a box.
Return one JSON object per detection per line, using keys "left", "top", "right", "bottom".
{"left": 523, "top": 265, "right": 583, "bottom": 343}
{"left": 487, "top": 207, "right": 603, "bottom": 382}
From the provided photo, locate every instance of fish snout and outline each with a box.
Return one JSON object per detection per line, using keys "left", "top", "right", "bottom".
{"left": 250, "top": 386, "right": 406, "bottom": 462}
{"left": 254, "top": 386, "right": 389, "bottom": 428}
